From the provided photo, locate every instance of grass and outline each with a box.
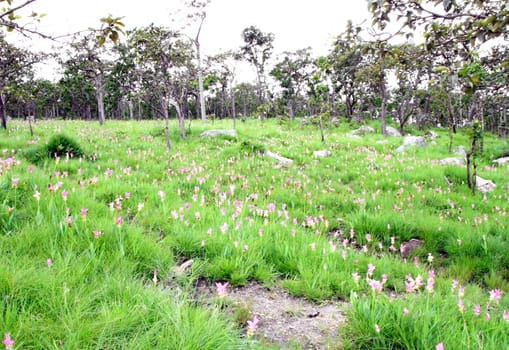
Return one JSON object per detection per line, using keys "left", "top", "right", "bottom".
{"left": 0, "top": 117, "right": 508, "bottom": 349}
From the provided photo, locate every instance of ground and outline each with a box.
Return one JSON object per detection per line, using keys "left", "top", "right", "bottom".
{"left": 194, "top": 280, "right": 347, "bottom": 349}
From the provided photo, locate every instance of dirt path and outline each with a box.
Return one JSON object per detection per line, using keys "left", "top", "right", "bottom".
{"left": 194, "top": 280, "right": 347, "bottom": 349}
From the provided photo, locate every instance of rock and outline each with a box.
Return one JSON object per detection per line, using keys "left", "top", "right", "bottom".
{"left": 385, "top": 126, "right": 402, "bottom": 137}
{"left": 313, "top": 150, "right": 331, "bottom": 158}
{"left": 425, "top": 130, "right": 439, "bottom": 139}
{"left": 350, "top": 125, "right": 375, "bottom": 135}
{"left": 200, "top": 129, "right": 237, "bottom": 138}
{"left": 400, "top": 238, "right": 424, "bottom": 258}
{"left": 266, "top": 151, "right": 293, "bottom": 165}
{"left": 172, "top": 259, "right": 194, "bottom": 276}
{"left": 396, "top": 136, "right": 427, "bottom": 152}
{"left": 438, "top": 157, "right": 465, "bottom": 166}
{"left": 493, "top": 157, "right": 509, "bottom": 166}
{"left": 476, "top": 176, "right": 496, "bottom": 193}
{"left": 455, "top": 146, "right": 467, "bottom": 158}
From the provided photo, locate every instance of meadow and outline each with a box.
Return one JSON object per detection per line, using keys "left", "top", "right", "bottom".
{"left": 1, "top": 118, "right": 508, "bottom": 349}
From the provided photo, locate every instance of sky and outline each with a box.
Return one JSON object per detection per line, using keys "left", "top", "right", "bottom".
{"left": 17, "top": 0, "right": 371, "bottom": 80}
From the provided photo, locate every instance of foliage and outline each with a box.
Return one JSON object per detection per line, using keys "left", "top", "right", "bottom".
{"left": 45, "top": 133, "right": 84, "bottom": 158}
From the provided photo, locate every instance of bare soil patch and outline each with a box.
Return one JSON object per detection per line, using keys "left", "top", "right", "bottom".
{"left": 194, "top": 280, "right": 347, "bottom": 349}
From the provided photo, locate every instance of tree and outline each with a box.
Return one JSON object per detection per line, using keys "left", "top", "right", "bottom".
{"left": 240, "top": 25, "right": 275, "bottom": 107}
{"left": 129, "top": 25, "right": 195, "bottom": 151}
{"left": 0, "top": 33, "right": 42, "bottom": 129}
{"left": 270, "top": 48, "right": 313, "bottom": 119}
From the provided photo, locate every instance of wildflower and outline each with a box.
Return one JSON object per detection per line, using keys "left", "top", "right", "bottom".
{"left": 33, "top": 191, "right": 40, "bottom": 201}
{"left": 137, "top": 203, "right": 144, "bottom": 212}
{"left": 403, "top": 308, "right": 409, "bottom": 316}
{"left": 2, "top": 333, "right": 15, "bottom": 349}
{"left": 152, "top": 269, "right": 158, "bottom": 285}
{"left": 458, "top": 286, "right": 465, "bottom": 298}
{"left": 157, "top": 190, "right": 165, "bottom": 201}
{"left": 195, "top": 211, "right": 201, "bottom": 220}
{"left": 46, "top": 258, "right": 53, "bottom": 267}
{"left": 367, "top": 263, "right": 375, "bottom": 277}
{"left": 503, "top": 311, "right": 509, "bottom": 323}
{"left": 436, "top": 343, "right": 444, "bottom": 350}
{"left": 369, "top": 279, "right": 384, "bottom": 293}
{"left": 124, "top": 192, "right": 131, "bottom": 199}
{"left": 219, "top": 223, "right": 228, "bottom": 234}
{"left": 61, "top": 190, "right": 68, "bottom": 201}
{"left": 451, "top": 279, "right": 458, "bottom": 291}
{"left": 310, "top": 242, "right": 316, "bottom": 250}
{"left": 489, "top": 289, "right": 502, "bottom": 304}
{"left": 374, "top": 324, "right": 380, "bottom": 333}
{"left": 457, "top": 299, "right": 465, "bottom": 313}
{"left": 427, "top": 253, "right": 434, "bottom": 264}
{"left": 485, "top": 312, "right": 490, "bottom": 321}
{"left": 246, "top": 316, "right": 259, "bottom": 337}
{"left": 366, "top": 233, "right": 372, "bottom": 242}
{"left": 93, "top": 230, "right": 103, "bottom": 238}
{"left": 11, "top": 178, "right": 19, "bottom": 187}
{"left": 426, "top": 270, "right": 435, "bottom": 293}
{"left": 115, "top": 217, "right": 122, "bottom": 227}
{"left": 65, "top": 216, "right": 72, "bottom": 228}
{"left": 28, "top": 165, "right": 33, "bottom": 172}
{"left": 80, "top": 208, "right": 88, "bottom": 220}
{"left": 352, "top": 272, "right": 360, "bottom": 283}
{"left": 215, "top": 282, "right": 228, "bottom": 298}
{"left": 473, "top": 304, "right": 480, "bottom": 316}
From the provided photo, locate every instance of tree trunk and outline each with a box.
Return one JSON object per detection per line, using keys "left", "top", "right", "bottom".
{"left": 94, "top": 75, "right": 106, "bottom": 125}
{"left": 168, "top": 98, "right": 186, "bottom": 139}
{"left": 196, "top": 42, "right": 207, "bottom": 123}
{"left": 379, "top": 46, "right": 387, "bottom": 136}
{"left": 0, "top": 93, "right": 6, "bottom": 130}
{"left": 231, "top": 86, "right": 236, "bottom": 129}
{"left": 161, "top": 98, "right": 171, "bottom": 151}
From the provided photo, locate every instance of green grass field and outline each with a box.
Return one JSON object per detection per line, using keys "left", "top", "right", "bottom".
{"left": 1, "top": 118, "right": 508, "bottom": 349}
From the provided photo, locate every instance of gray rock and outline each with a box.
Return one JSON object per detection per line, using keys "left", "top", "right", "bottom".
{"left": 438, "top": 157, "right": 465, "bottom": 166}
{"left": 200, "top": 129, "right": 237, "bottom": 138}
{"left": 493, "top": 157, "right": 509, "bottom": 166}
{"left": 395, "top": 145, "right": 406, "bottom": 153}
{"left": 350, "top": 125, "right": 375, "bottom": 135}
{"left": 385, "top": 126, "right": 402, "bottom": 137}
{"left": 400, "top": 238, "right": 424, "bottom": 258}
{"left": 425, "top": 130, "right": 439, "bottom": 139}
{"left": 266, "top": 151, "right": 293, "bottom": 165}
{"left": 476, "top": 176, "right": 496, "bottom": 193}
{"left": 455, "top": 146, "right": 467, "bottom": 158}
{"left": 402, "top": 136, "right": 427, "bottom": 147}
{"left": 313, "top": 150, "right": 331, "bottom": 158}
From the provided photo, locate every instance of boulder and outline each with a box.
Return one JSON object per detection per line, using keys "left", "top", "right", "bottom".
{"left": 493, "top": 157, "right": 509, "bottom": 166}
{"left": 455, "top": 146, "right": 467, "bottom": 158}
{"left": 402, "top": 136, "right": 427, "bottom": 147}
{"left": 350, "top": 125, "right": 375, "bottom": 135}
{"left": 266, "top": 151, "right": 293, "bottom": 165}
{"left": 438, "top": 157, "right": 465, "bottom": 166}
{"left": 400, "top": 238, "right": 424, "bottom": 258}
{"left": 476, "top": 176, "right": 496, "bottom": 193}
{"left": 385, "top": 126, "right": 402, "bottom": 137}
{"left": 313, "top": 150, "right": 331, "bottom": 158}
{"left": 425, "top": 130, "right": 439, "bottom": 139}
{"left": 200, "top": 129, "right": 237, "bottom": 138}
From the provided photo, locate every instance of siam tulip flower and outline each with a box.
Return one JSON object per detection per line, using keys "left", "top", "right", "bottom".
{"left": 489, "top": 289, "right": 502, "bottom": 304}
{"left": 157, "top": 190, "right": 165, "bottom": 201}
{"left": 457, "top": 299, "right": 465, "bottom": 313}
{"left": 458, "top": 286, "right": 465, "bottom": 298}
{"left": 152, "top": 269, "right": 158, "bottom": 285}
{"left": 219, "top": 223, "right": 228, "bottom": 234}
{"left": 33, "top": 191, "right": 40, "bottom": 201}
{"left": 137, "top": 203, "right": 144, "bottom": 212}
{"left": 310, "top": 242, "right": 316, "bottom": 250}
{"left": 436, "top": 343, "right": 444, "bottom": 350}
{"left": 485, "top": 312, "right": 490, "bottom": 321}
{"left": 473, "top": 304, "right": 481, "bottom": 316}
{"left": 201, "top": 240, "right": 205, "bottom": 247}
{"left": 28, "top": 165, "right": 33, "bottom": 172}
{"left": 352, "top": 272, "right": 360, "bottom": 283}
{"left": 2, "top": 333, "right": 15, "bottom": 349}
{"left": 194, "top": 212, "right": 201, "bottom": 220}
{"left": 374, "top": 324, "right": 380, "bottom": 333}
{"left": 427, "top": 253, "right": 434, "bottom": 264}
{"left": 124, "top": 192, "right": 131, "bottom": 199}
{"left": 246, "top": 316, "right": 259, "bottom": 337}
{"left": 215, "top": 281, "right": 228, "bottom": 298}
{"left": 80, "top": 208, "right": 88, "bottom": 220}
{"left": 426, "top": 271, "right": 435, "bottom": 293}
{"left": 115, "top": 217, "right": 122, "bottom": 227}
{"left": 11, "top": 178, "right": 19, "bottom": 187}
{"left": 403, "top": 308, "right": 409, "bottom": 316}
{"left": 451, "top": 280, "right": 458, "bottom": 291}
{"left": 61, "top": 190, "right": 68, "bottom": 201}
{"left": 503, "top": 311, "right": 509, "bottom": 323}
{"left": 367, "top": 263, "right": 375, "bottom": 278}
{"left": 93, "top": 230, "right": 103, "bottom": 238}
{"left": 46, "top": 258, "right": 53, "bottom": 267}
{"left": 365, "top": 233, "right": 372, "bottom": 242}
{"left": 65, "top": 216, "right": 72, "bottom": 228}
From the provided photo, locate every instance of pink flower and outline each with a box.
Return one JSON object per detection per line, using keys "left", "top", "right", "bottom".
{"left": 403, "top": 308, "right": 409, "bottom": 316}
{"left": 157, "top": 190, "right": 165, "bottom": 201}
{"left": 352, "top": 272, "right": 360, "bottom": 283}
{"left": 11, "top": 178, "right": 19, "bottom": 187}
{"left": 473, "top": 304, "right": 481, "bottom": 316}
{"left": 215, "top": 282, "right": 228, "bottom": 298}
{"left": 457, "top": 299, "right": 465, "bottom": 313}
{"left": 61, "top": 190, "right": 68, "bottom": 201}
{"left": 246, "top": 316, "right": 259, "bottom": 337}
{"left": 367, "top": 263, "right": 375, "bottom": 277}
{"left": 503, "top": 311, "right": 509, "bottom": 323}
{"left": 115, "top": 217, "right": 122, "bottom": 227}
{"left": 451, "top": 279, "right": 458, "bottom": 291}
{"left": 365, "top": 233, "right": 372, "bottom": 242}
{"left": 485, "top": 312, "right": 490, "bottom": 321}
{"left": 93, "top": 230, "right": 103, "bottom": 238}
{"left": 436, "top": 343, "right": 444, "bottom": 350}
{"left": 80, "top": 208, "right": 88, "bottom": 220}
{"left": 46, "top": 258, "right": 53, "bottom": 267}
{"left": 2, "top": 333, "right": 15, "bottom": 349}
{"left": 124, "top": 192, "right": 131, "bottom": 199}
{"left": 489, "top": 289, "right": 502, "bottom": 304}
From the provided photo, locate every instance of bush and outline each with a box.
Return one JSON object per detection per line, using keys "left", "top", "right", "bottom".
{"left": 46, "top": 133, "right": 84, "bottom": 158}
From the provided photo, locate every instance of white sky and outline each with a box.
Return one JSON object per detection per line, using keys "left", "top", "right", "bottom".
{"left": 16, "top": 0, "right": 371, "bottom": 80}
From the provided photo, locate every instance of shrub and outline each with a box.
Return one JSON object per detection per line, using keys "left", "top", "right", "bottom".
{"left": 46, "top": 133, "right": 84, "bottom": 158}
